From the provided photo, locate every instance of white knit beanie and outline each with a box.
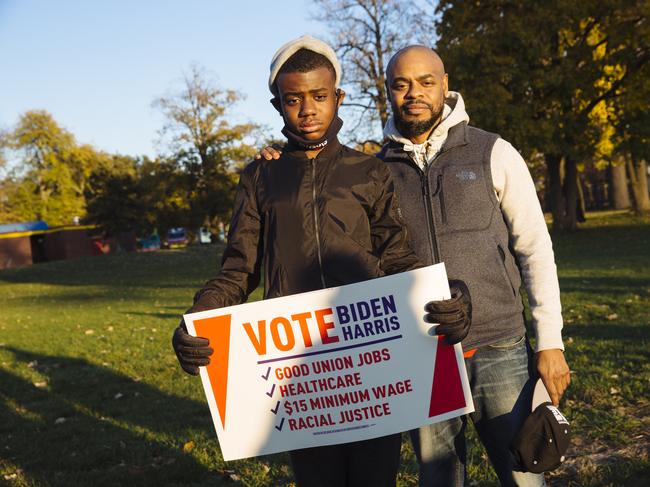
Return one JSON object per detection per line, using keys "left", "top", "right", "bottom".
{"left": 268, "top": 35, "right": 341, "bottom": 93}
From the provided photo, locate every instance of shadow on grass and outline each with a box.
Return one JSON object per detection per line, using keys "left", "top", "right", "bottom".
{"left": 0, "top": 346, "right": 224, "bottom": 487}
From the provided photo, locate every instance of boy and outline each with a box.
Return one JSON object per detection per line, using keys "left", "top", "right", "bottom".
{"left": 172, "top": 36, "right": 469, "bottom": 487}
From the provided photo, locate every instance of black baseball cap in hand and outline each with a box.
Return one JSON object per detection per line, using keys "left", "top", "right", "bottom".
{"left": 511, "top": 379, "right": 571, "bottom": 473}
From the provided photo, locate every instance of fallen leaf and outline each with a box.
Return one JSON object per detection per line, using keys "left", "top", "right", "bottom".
{"left": 610, "top": 387, "right": 620, "bottom": 395}
{"left": 606, "top": 313, "right": 618, "bottom": 321}
{"left": 114, "top": 392, "right": 123, "bottom": 399}
{"left": 55, "top": 417, "right": 66, "bottom": 425}
{"left": 85, "top": 329, "right": 94, "bottom": 335}
{"left": 34, "top": 381, "right": 47, "bottom": 388}
{"left": 107, "top": 326, "right": 114, "bottom": 332}
{"left": 27, "top": 360, "right": 38, "bottom": 368}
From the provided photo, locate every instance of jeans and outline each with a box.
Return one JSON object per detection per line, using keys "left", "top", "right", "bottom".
{"left": 410, "top": 334, "right": 545, "bottom": 487}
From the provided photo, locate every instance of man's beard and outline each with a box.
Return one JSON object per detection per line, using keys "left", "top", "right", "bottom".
{"left": 394, "top": 99, "right": 445, "bottom": 139}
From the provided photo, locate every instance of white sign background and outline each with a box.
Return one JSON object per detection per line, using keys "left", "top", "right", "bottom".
{"left": 185, "top": 264, "right": 474, "bottom": 461}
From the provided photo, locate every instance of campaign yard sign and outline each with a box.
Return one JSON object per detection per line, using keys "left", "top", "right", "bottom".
{"left": 184, "top": 263, "right": 474, "bottom": 461}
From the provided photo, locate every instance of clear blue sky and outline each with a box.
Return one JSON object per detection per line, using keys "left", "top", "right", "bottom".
{"left": 0, "top": 0, "right": 327, "bottom": 158}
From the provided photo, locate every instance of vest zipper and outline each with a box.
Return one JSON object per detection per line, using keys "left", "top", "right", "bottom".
{"left": 421, "top": 165, "right": 441, "bottom": 264}
{"left": 311, "top": 158, "right": 327, "bottom": 288}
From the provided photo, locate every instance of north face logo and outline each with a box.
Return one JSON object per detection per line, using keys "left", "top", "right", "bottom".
{"left": 456, "top": 170, "right": 477, "bottom": 181}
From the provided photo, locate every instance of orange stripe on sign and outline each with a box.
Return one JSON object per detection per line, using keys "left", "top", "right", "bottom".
{"left": 428, "top": 338, "right": 466, "bottom": 417}
{"left": 194, "top": 315, "right": 232, "bottom": 429}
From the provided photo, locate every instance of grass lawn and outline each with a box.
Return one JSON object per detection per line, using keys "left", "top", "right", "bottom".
{"left": 1, "top": 210, "right": 649, "bottom": 486}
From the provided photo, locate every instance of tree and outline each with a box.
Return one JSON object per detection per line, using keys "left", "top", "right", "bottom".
{"left": 84, "top": 156, "right": 142, "bottom": 236}
{"left": 0, "top": 111, "right": 85, "bottom": 224}
{"left": 313, "top": 0, "right": 426, "bottom": 142}
{"left": 84, "top": 155, "right": 192, "bottom": 236}
{"left": 435, "top": 0, "right": 650, "bottom": 230}
{"left": 153, "top": 65, "right": 260, "bottom": 229}
{"left": 612, "top": 54, "right": 650, "bottom": 213}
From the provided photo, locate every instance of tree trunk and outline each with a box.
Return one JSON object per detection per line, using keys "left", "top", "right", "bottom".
{"left": 547, "top": 154, "right": 564, "bottom": 231}
{"left": 563, "top": 156, "right": 579, "bottom": 231}
{"left": 609, "top": 159, "right": 631, "bottom": 209}
{"left": 627, "top": 155, "right": 650, "bottom": 213}
{"left": 576, "top": 174, "right": 586, "bottom": 223}
{"left": 546, "top": 153, "right": 580, "bottom": 231}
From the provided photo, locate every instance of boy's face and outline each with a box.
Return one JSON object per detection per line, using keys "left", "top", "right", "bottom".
{"left": 275, "top": 67, "right": 344, "bottom": 141}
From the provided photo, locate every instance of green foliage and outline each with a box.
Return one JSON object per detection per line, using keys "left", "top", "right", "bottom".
{"left": 437, "top": 0, "right": 647, "bottom": 157}
{"left": 84, "top": 156, "right": 142, "bottom": 235}
{"left": 84, "top": 156, "right": 197, "bottom": 237}
{"left": 0, "top": 111, "right": 88, "bottom": 224}
{"left": 435, "top": 0, "right": 650, "bottom": 229}
{"left": 0, "top": 111, "right": 126, "bottom": 226}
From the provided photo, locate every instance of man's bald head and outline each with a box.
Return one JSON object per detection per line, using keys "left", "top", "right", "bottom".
{"left": 385, "top": 45, "right": 449, "bottom": 144}
{"left": 386, "top": 46, "right": 445, "bottom": 83}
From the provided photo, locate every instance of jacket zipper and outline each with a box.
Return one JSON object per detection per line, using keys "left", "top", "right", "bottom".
{"left": 311, "top": 158, "right": 327, "bottom": 288}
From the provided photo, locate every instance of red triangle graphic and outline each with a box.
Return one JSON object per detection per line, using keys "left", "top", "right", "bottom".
{"left": 194, "top": 314, "right": 232, "bottom": 429}
{"left": 428, "top": 338, "right": 466, "bottom": 417}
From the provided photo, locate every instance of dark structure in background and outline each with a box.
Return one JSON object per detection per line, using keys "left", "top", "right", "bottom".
{"left": 0, "top": 221, "right": 102, "bottom": 270}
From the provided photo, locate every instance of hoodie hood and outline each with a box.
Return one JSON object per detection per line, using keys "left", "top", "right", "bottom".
{"left": 383, "top": 91, "right": 470, "bottom": 167}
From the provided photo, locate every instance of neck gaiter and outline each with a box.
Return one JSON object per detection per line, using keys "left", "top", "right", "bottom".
{"left": 282, "top": 116, "right": 344, "bottom": 151}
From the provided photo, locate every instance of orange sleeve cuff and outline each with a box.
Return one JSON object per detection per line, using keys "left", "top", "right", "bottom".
{"left": 463, "top": 348, "right": 477, "bottom": 358}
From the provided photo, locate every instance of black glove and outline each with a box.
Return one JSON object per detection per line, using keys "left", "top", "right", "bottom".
{"left": 424, "top": 279, "right": 472, "bottom": 345}
{"left": 172, "top": 322, "right": 213, "bottom": 375}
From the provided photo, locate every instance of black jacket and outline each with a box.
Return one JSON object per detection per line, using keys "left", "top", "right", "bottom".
{"left": 191, "top": 138, "right": 420, "bottom": 312}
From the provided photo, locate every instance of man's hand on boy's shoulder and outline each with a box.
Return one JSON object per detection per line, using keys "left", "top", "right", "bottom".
{"left": 255, "top": 144, "right": 283, "bottom": 161}
{"left": 172, "top": 323, "right": 214, "bottom": 376}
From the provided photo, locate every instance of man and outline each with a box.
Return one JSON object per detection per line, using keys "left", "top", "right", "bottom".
{"left": 380, "top": 46, "right": 570, "bottom": 487}
{"left": 172, "top": 36, "right": 469, "bottom": 487}
{"left": 258, "top": 46, "right": 570, "bottom": 486}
